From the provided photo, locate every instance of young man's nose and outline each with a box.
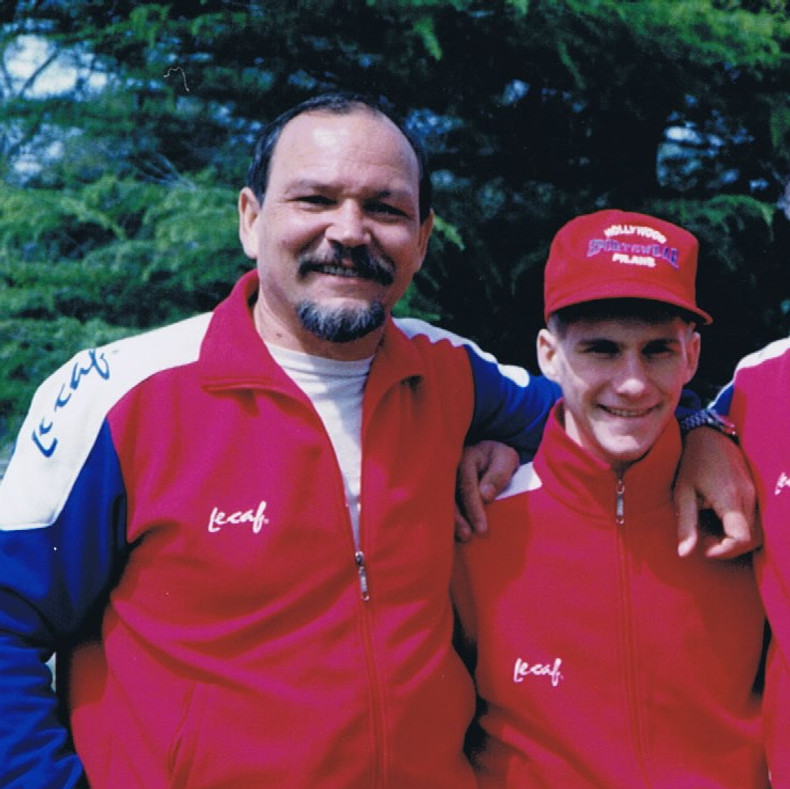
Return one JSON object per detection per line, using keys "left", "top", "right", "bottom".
{"left": 614, "top": 356, "right": 649, "bottom": 396}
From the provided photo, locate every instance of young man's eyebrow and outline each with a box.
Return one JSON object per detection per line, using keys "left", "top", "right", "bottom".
{"left": 575, "top": 338, "right": 621, "bottom": 350}
{"left": 644, "top": 338, "right": 680, "bottom": 348}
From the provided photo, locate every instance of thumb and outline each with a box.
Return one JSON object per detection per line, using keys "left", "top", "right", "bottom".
{"left": 477, "top": 445, "right": 519, "bottom": 503}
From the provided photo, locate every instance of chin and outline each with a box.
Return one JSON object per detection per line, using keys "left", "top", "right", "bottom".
{"left": 616, "top": 445, "right": 653, "bottom": 466}
{"left": 602, "top": 439, "right": 649, "bottom": 465}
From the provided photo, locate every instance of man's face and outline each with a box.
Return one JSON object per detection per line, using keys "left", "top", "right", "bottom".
{"left": 537, "top": 315, "right": 700, "bottom": 472}
{"left": 239, "top": 107, "right": 433, "bottom": 358}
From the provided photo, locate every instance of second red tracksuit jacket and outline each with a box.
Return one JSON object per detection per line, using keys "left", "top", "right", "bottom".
{"left": 454, "top": 405, "right": 768, "bottom": 788}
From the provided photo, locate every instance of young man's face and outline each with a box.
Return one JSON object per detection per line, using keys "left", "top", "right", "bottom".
{"left": 537, "top": 315, "right": 700, "bottom": 473}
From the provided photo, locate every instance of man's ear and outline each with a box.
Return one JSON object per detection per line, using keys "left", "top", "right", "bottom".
{"left": 238, "top": 187, "right": 261, "bottom": 260}
{"left": 537, "top": 328, "right": 561, "bottom": 383}
{"left": 414, "top": 209, "right": 434, "bottom": 273}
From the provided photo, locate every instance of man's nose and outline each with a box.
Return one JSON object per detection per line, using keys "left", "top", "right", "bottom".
{"left": 325, "top": 201, "right": 370, "bottom": 247}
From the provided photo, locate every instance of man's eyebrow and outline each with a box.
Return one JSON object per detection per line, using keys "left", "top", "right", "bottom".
{"left": 284, "top": 179, "right": 412, "bottom": 200}
{"left": 282, "top": 178, "right": 328, "bottom": 192}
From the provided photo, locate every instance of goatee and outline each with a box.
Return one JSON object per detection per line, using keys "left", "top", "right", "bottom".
{"left": 297, "top": 301, "right": 386, "bottom": 343}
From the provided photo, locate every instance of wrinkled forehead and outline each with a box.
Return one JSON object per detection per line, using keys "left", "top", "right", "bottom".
{"left": 271, "top": 108, "right": 420, "bottom": 181}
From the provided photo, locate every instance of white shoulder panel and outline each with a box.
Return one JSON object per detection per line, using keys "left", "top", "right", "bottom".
{"left": 495, "top": 462, "right": 542, "bottom": 501}
{"left": 0, "top": 313, "right": 212, "bottom": 530}
{"left": 394, "top": 317, "right": 530, "bottom": 387}
{"left": 734, "top": 335, "right": 790, "bottom": 374}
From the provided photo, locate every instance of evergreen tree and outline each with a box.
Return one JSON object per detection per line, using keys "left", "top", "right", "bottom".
{"left": 2, "top": 0, "right": 790, "bottom": 443}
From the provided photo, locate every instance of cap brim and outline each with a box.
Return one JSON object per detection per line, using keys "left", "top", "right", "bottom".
{"left": 546, "top": 288, "right": 713, "bottom": 325}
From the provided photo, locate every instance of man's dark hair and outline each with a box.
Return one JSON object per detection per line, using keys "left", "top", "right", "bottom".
{"left": 548, "top": 298, "right": 699, "bottom": 338}
{"left": 246, "top": 91, "right": 433, "bottom": 222}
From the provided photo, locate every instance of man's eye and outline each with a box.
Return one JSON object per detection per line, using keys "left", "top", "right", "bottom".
{"left": 368, "top": 201, "right": 405, "bottom": 217}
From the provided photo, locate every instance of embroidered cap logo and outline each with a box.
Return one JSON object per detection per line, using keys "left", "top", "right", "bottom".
{"left": 542, "top": 208, "right": 712, "bottom": 325}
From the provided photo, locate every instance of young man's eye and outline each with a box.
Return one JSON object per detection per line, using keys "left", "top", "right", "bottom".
{"left": 584, "top": 342, "right": 619, "bottom": 356}
{"left": 644, "top": 342, "right": 674, "bottom": 358}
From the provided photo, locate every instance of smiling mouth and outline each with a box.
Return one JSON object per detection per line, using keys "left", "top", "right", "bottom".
{"left": 305, "top": 263, "right": 373, "bottom": 279}
{"left": 299, "top": 258, "right": 394, "bottom": 286}
{"left": 601, "top": 405, "right": 656, "bottom": 418}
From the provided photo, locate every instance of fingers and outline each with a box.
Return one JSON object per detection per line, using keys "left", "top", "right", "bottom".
{"left": 455, "top": 447, "right": 489, "bottom": 539}
{"left": 674, "top": 483, "right": 700, "bottom": 558}
{"left": 701, "top": 509, "right": 762, "bottom": 559}
{"left": 478, "top": 444, "right": 519, "bottom": 504}
{"left": 455, "top": 442, "right": 519, "bottom": 540}
{"left": 454, "top": 505, "right": 474, "bottom": 543}
{"left": 673, "top": 427, "right": 758, "bottom": 560}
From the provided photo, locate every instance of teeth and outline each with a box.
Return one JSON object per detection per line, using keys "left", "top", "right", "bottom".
{"left": 604, "top": 407, "right": 651, "bottom": 418}
{"left": 316, "top": 265, "right": 365, "bottom": 278}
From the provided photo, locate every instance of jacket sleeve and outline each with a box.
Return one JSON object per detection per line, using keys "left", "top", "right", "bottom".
{"left": 394, "top": 318, "right": 561, "bottom": 460}
{"left": 711, "top": 338, "right": 790, "bottom": 417}
{"left": 461, "top": 343, "right": 560, "bottom": 458}
{"left": 0, "top": 369, "right": 129, "bottom": 787}
{"left": 712, "top": 382, "right": 735, "bottom": 416}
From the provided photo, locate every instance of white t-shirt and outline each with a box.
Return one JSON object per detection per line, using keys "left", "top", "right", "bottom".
{"left": 266, "top": 343, "right": 372, "bottom": 548}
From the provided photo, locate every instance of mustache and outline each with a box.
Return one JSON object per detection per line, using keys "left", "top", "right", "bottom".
{"left": 298, "top": 247, "right": 395, "bottom": 286}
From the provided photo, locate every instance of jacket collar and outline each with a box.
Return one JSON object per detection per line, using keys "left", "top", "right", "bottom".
{"left": 535, "top": 401, "right": 681, "bottom": 522}
{"left": 198, "top": 270, "right": 426, "bottom": 400}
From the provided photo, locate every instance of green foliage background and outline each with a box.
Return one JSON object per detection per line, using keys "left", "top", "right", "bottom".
{"left": 2, "top": 0, "right": 790, "bottom": 444}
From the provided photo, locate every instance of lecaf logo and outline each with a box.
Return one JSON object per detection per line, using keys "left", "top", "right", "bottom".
{"left": 207, "top": 501, "right": 269, "bottom": 534}
{"left": 775, "top": 472, "right": 790, "bottom": 497}
{"left": 587, "top": 223, "right": 679, "bottom": 270}
{"left": 513, "top": 656, "right": 564, "bottom": 688}
{"left": 31, "top": 349, "right": 111, "bottom": 458}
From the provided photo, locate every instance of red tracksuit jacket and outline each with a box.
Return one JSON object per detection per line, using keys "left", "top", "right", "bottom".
{"left": 0, "top": 270, "right": 559, "bottom": 788}
{"left": 454, "top": 405, "right": 768, "bottom": 788}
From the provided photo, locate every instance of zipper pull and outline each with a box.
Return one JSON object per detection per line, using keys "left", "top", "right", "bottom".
{"left": 355, "top": 551, "right": 371, "bottom": 602}
{"left": 615, "top": 477, "right": 625, "bottom": 526}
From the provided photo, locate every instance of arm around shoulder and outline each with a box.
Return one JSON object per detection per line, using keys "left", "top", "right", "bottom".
{"left": 674, "top": 413, "right": 759, "bottom": 559}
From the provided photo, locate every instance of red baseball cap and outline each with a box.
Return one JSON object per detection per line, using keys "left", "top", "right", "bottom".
{"left": 543, "top": 209, "right": 712, "bottom": 324}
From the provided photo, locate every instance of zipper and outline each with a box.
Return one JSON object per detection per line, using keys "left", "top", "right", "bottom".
{"left": 274, "top": 374, "right": 385, "bottom": 781}
{"left": 342, "top": 452, "right": 385, "bottom": 784}
{"left": 615, "top": 475, "right": 625, "bottom": 526}
{"left": 355, "top": 427, "right": 387, "bottom": 787}
{"left": 355, "top": 550, "right": 371, "bottom": 602}
{"left": 614, "top": 473, "right": 652, "bottom": 786}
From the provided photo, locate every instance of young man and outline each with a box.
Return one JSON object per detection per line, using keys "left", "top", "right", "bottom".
{"left": 454, "top": 209, "right": 769, "bottom": 788}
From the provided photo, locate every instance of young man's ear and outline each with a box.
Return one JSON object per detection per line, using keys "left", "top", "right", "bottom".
{"left": 683, "top": 330, "right": 702, "bottom": 385}
{"left": 537, "top": 328, "right": 562, "bottom": 383}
